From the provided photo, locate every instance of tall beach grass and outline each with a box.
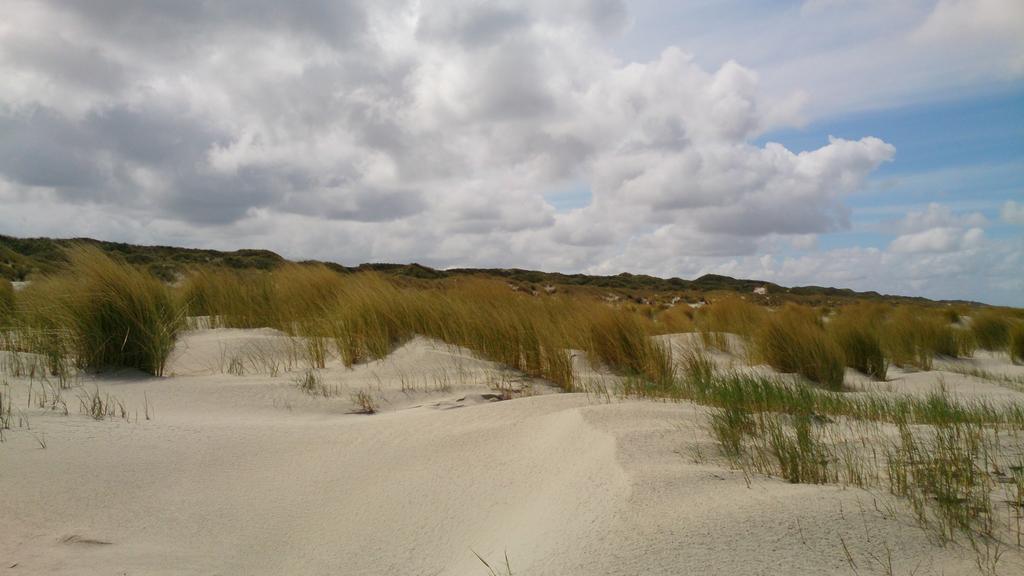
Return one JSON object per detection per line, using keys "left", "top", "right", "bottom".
{"left": 970, "top": 311, "right": 1011, "bottom": 352}
{"left": 828, "top": 304, "right": 888, "bottom": 380}
{"left": 695, "top": 296, "right": 765, "bottom": 352}
{"left": 880, "top": 306, "right": 961, "bottom": 370}
{"left": 1009, "top": 322, "right": 1024, "bottom": 365}
{"left": 15, "top": 246, "right": 183, "bottom": 376}
{"left": 0, "top": 279, "right": 13, "bottom": 325}
{"left": 751, "top": 304, "right": 845, "bottom": 390}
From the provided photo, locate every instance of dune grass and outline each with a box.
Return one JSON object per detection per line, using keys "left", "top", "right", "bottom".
{"left": 941, "top": 306, "right": 965, "bottom": 324}
{"left": 1010, "top": 323, "right": 1024, "bottom": 365}
{"left": 695, "top": 296, "right": 765, "bottom": 351}
{"left": 710, "top": 399, "right": 1017, "bottom": 548}
{"left": 327, "top": 274, "right": 414, "bottom": 367}
{"left": 350, "top": 389, "right": 378, "bottom": 414}
{"left": 3, "top": 252, "right": 1015, "bottom": 404}
{"left": 0, "top": 383, "right": 12, "bottom": 440}
{"left": 970, "top": 311, "right": 1012, "bottom": 352}
{"left": 64, "top": 247, "right": 183, "bottom": 375}
{"left": 677, "top": 357, "right": 1024, "bottom": 428}
{"left": 651, "top": 304, "right": 695, "bottom": 334}
{"left": 881, "top": 306, "right": 962, "bottom": 370}
{"left": 179, "top": 264, "right": 349, "bottom": 331}
{"left": 77, "top": 385, "right": 129, "bottom": 420}
{"left": 179, "top": 267, "right": 678, "bottom": 392}
{"left": 828, "top": 304, "right": 888, "bottom": 380}
{"left": 179, "top": 267, "right": 278, "bottom": 329}
{"left": 751, "top": 304, "right": 845, "bottom": 390}
{"left": 885, "top": 420, "right": 1003, "bottom": 544}
{"left": 5, "top": 252, "right": 1019, "bottom": 418}
{"left": 473, "top": 550, "right": 514, "bottom": 576}
{"left": 588, "top": 308, "right": 675, "bottom": 392}
{"left": 178, "top": 265, "right": 691, "bottom": 393}
{"left": 684, "top": 346, "right": 1024, "bottom": 557}
{"left": 423, "top": 282, "right": 581, "bottom": 390}
{"left": 59, "top": 255, "right": 1013, "bottom": 398}
{"left": 0, "top": 279, "right": 13, "bottom": 324}
{"left": 14, "top": 247, "right": 183, "bottom": 376}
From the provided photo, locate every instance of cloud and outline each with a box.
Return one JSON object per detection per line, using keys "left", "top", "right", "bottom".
{"left": 1002, "top": 200, "right": 1024, "bottom": 225}
{"left": 889, "top": 226, "right": 985, "bottom": 254}
{"left": 894, "top": 203, "right": 988, "bottom": 234}
{"left": 2, "top": 0, "right": 1017, "bottom": 305}
{"left": 886, "top": 203, "right": 992, "bottom": 254}
{"left": 789, "top": 234, "right": 819, "bottom": 251}
{"left": 0, "top": 1, "right": 894, "bottom": 251}
{"left": 913, "top": 0, "right": 1024, "bottom": 49}
{"left": 661, "top": 0, "right": 1024, "bottom": 119}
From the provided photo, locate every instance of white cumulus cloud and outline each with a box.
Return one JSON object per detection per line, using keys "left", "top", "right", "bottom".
{"left": 0, "top": 0, "right": 896, "bottom": 268}
{"left": 0, "top": 0, "right": 1019, "bottom": 305}
{"left": 889, "top": 226, "right": 985, "bottom": 254}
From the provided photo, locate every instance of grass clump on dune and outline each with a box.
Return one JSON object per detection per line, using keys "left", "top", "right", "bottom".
{"left": 410, "top": 279, "right": 579, "bottom": 391}
{"left": 681, "top": 357, "right": 1024, "bottom": 431}
{"left": 181, "top": 264, "right": 354, "bottom": 368}
{"left": 1009, "top": 322, "right": 1024, "bottom": 365}
{"left": 305, "top": 273, "right": 674, "bottom": 393}
{"left": 941, "top": 306, "right": 964, "bottom": 324}
{"left": 588, "top": 308, "right": 675, "bottom": 393}
{"left": 179, "top": 267, "right": 278, "bottom": 329}
{"left": 828, "top": 304, "right": 888, "bottom": 380}
{"left": 689, "top": 352, "right": 1024, "bottom": 542}
{"left": 751, "top": 305, "right": 845, "bottom": 390}
{"left": 969, "top": 310, "right": 1011, "bottom": 352}
{"left": 327, "top": 273, "right": 413, "bottom": 366}
{"left": 180, "top": 270, "right": 583, "bottom": 390}
{"left": 881, "top": 307, "right": 960, "bottom": 370}
{"left": 0, "top": 279, "right": 13, "bottom": 324}
{"left": 169, "top": 259, "right": 1024, "bottom": 406}
{"left": 651, "top": 304, "right": 695, "bottom": 334}
{"left": 695, "top": 296, "right": 765, "bottom": 351}
{"left": 18, "top": 246, "right": 183, "bottom": 376}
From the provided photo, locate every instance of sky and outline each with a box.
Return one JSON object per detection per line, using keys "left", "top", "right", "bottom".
{"left": 0, "top": 0, "right": 1022, "bottom": 305}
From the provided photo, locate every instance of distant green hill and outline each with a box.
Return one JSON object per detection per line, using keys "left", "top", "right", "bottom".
{"left": 0, "top": 235, "right": 284, "bottom": 281}
{"left": 0, "top": 234, "right": 982, "bottom": 307}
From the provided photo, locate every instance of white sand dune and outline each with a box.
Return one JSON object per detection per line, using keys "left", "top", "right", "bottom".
{"left": 3, "top": 329, "right": 1024, "bottom": 574}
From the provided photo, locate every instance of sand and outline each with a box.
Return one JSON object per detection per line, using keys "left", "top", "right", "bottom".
{"left": 3, "top": 328, "right": 1024, "bottom": 575}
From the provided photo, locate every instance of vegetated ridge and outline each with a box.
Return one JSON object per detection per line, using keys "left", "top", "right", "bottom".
{"left": 0, "top": 234, "right": 982, "bottom": 306}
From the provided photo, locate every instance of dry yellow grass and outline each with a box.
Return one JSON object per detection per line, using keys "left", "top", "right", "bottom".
{"left": 9, "top": 253, "right": 1014, "bottom": 401}
{"left": 177, "top": 268, "right": 683, "bottom": 392}
{"left": 881, "top": 306, "right": 961, "bottom": 370}
{"left": 696, "top": 296, "right": 766, "bottom": 351}
{"left": 651, "top": 304, "right": 696, "bottom": 334}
